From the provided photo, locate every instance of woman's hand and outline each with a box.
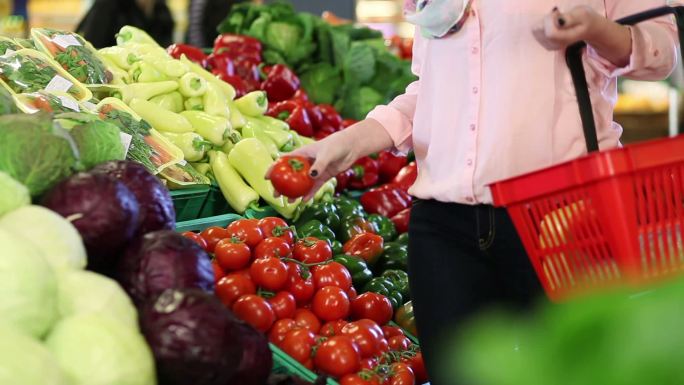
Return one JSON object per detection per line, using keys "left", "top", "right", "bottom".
{"left": 533, "top": 6, "right": 632, "bottom": 66}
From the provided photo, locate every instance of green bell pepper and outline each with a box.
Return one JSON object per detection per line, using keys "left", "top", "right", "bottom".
{"left": 395, "top": 232, "right": 409, "bottom": 246}
{"left": 363, "top": 277, "right": 403, "bottom": 310}
{"left": 338, "top": 215, "right": 379, "bottom": 244}
{"left": 297, "top": 220, "right": 336, "bottom": 245}
{"left": 334, "top": 254, "right": 373, "bottom": 290}
{"left": 368, "top": 214, "right": 397, "bottom": 242}
{"left": 381, "top": 269, "right": 410, "bottom": 300}
{"left": 375, "top": 242, "right": 409, "bottom": 274}
{"left": 335, "top": 196, "right": 366, "bottom": 219}
{"left": 331, "top": 240, "right": 343, "bottom": 255}
{"left": 295, "top": 201, "right": 341, "bottom": 232}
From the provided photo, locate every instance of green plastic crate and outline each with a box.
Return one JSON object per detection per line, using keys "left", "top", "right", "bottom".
{"left": 198, "top": 184, "right": 234, "bottom": 218}
{"left": 271, "top": 344, "right": 338, "bottom": 385}
{"left": 175, "top": 213, "right": 243, "bottom": 233}
{"left": 245, "top": 205, "right": 280, "bottom": 219}
{"left": 170, "top": 185, "right": 211, "bottom": 222}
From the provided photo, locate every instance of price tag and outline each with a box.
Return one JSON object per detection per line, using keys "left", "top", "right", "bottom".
{"left": 178, "top": 159, "right": 188, "bottom": 166}
{"left": 52, "top": 34, "right": 82, "bottom": 49}
{"left": 45, "top": 75, "right": 73, "bottom": 93}
{"left": 4, "top": 49, "right": 15, "bottom": 56}
{"left": 58, "top": 96, "right": 80, "bottom": 112}
{"left": 120, "top": 132, "right": 133, "bottom": 157}
{"left": 81, "top": 101, "right": 97, "bottom": 112}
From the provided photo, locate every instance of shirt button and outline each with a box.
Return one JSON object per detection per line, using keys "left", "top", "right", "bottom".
{"left": 472, "top": 87, "right": 479, "bottom": 94}
{"left": 467, "top": 159, "right": 473, "bottom": 166}
{"left": 471, "top": 47, "right": 479, "bottom": 54}
{"left": 470, "top": 124, "right": 476, "bottom": 131}
{"left": 466, "top": 197, "right": 474, "bottom": 203}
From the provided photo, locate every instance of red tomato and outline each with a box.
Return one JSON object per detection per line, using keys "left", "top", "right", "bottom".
{"left": 360, "top": 357, "right": 379, "bottom": 371}
{"left": 347, "top": 286, "right": 358, "bottom": 300}
{"left": 181, "top": 231, "right": 208, "bottom": 250}
{"left": 341, "top": 320, "right": 386, "bottom": 358}
{"left": 212, "top": 260, "right": 225, "bottom": 282}
{"left": 388, "top": 335, "right": 411, "bottom": 351}
{"left": 269, "top": 318, "right": 297, "bottom": 346}
{"left": 254, "top": 237, "right": 292, "bottom": 259}
{"left": 268, "top": 291, "right": 297, "bottom": 320}
{"left": 215, "top": 273, "right": 256, "bottom": 307}
{"left": 389, "top": 363, "right": 415, "bottom": 385}
{"left": 270, "top": 156, "right": 315, "bottom": 198}
{"left": 381, "top": 326, "right": 405, "bottom": 339}
{"left": 214, "top": 238, "right": 251, "bottom": 271}
{"left": 257, "top": 217, "right": 295, "bottom": 245}
{"left": 340, "top": 373, "right": 382, "bottom": 385}
{"left": 282, "top": 328, "right": 316, "bottom": 367}
{"left": 312, "top": 262, "right": 353, "bottom": 291}
{"left": 320, "top": 320, "right": 348, "bottom": 337}
{"left": 249, "top": 257, "right": 289, "bottom": 291}
{"left": 293, "top": 308, "right": 321, "bottom": 333}
{"left": 312, "top": 286, "right": 350, "bottom": 322}
{"left": 314, "top": 336, "right": 361, "bottom": 378}
{"left": 343, "top": 233, "right": 385, "bottom": 265}
{"left": 294, "top": 237, "right": 332, "bottom": 264}
{"left": 226, "top": 219, "right": 264, "bottom": 248}
{"left": 285, "top": 262, "right": 315, "bottom": 305}
{"left": 402, "top": 351, "right": 427, "bottom": 385}
{"left": 350, "top": 293, "right": 394, "bottom": 325}
{"left": 232, "top": 294, "right": 276, "bottom": 332}
{"left": 199, "top": 226, "right": 229, "bottom": 252}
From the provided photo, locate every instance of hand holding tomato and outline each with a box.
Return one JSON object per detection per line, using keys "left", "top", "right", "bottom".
{"left": 270, "top": 156, "right": 315, "bottom": 198}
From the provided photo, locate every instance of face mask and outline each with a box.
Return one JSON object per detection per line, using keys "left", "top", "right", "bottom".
{"left": 404, "top": 0, "right": 473, "bottom": 39}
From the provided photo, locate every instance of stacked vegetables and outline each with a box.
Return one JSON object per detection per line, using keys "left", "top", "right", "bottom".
{"left": 182, "top": 216, "right": 428, "bottom": 385}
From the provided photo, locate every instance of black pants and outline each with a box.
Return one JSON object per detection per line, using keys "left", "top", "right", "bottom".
{"left": 407, "top": 199, "right": 545, "bottom": 385}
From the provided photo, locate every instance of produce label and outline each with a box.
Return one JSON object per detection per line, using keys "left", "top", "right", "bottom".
{"left": 52, "top": 34, "right": 82, "bottom": 49}
{"left": 178, "top": 159, "right": 188, "bottom": 166}
{"left": 57, "top": 96, "right": 80, "bottom": 112}
{"left": 81, "top": 101, "right": 97, "bottom": 112}
{"left": 45, "top": 75, "right": 73, "bottom": 93}
{"left": 4, "top": 49, "right": 14, "bottom": 55}
{"left": 120, "top": 132, "right": 133, "bottom": 156}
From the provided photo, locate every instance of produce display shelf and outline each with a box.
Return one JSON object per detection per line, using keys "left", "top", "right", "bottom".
{"left": 170, "top": 185, "right": 211, "bottom": 222}
{"left": 197, "top": 184, "right": 234, "bottom": 218}
{"left": 245, "top": 205, "right": 280, "bottom": 219}
{"left": 175, "top": 213, "right": 243, "bottom": 233}
{"left": 271, "top": 344, "right": 338, "bottom": 385}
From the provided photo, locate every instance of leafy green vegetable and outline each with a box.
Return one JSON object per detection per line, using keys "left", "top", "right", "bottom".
{"left": 0, "top": 38, "right": 20, "bottom": 55}
{"left": 0, "top": 113, "right": 80, "bottom": 197}
{"left": 0, "top": 324, "right": 67, "bottom": 385}
{"left": 70, "top": 120, "right": 125, "bottom": 170}
{"left": 0, "top": 170, "right": 29, "bottom": 216}
{"left": 344, "top": 42, "right": 376, "bottom": 84}
{"left": 46, "top": 313, "right": 156, "bottom": 385}
{"left": 100, "top": 109, "right": 156, "bottom": 172}
{"left": 299, "top": 63, "right": 342, "bottom": 105}
{"left": 337, "top": 86, "right": 384, "bottom": 121}
{"left": 0, "top": 227, "right": 58, "bottom": 339}
{"left": 0, "top": 86, "right": 17, "bottom": 115}
{"left": 0, "top": 53, "right": 79, "bottom": 96}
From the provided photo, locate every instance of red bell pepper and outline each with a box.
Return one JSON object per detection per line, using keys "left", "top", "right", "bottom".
{"left": 267, "top": 100, "right": 313, "bottom": 137}
{"left": 261, "top": 64, "right": 300, "bottom": 103}
{"left": 349, "top": 156, "right": 380, "bottom": 190}
{"left": 204, "top": 53, "right": 235, "bottom": 77}
{"left": 335, "top": 169, "right": 354, "bottom": 193}
{"left": 392, "top": 162, "right": 417, "bottom": 191}
{"left": 313, "top": 123, "right": 336, "bottom": 140}
{"left": 318, "top": 104, "right": 343, "bottom": 130}
{"left": 391, "top": 207, "right": 411, "bottom": 234}
{"left": 233, "top": 57, "right": 262, "bottom": 93}
{"left": 213, "top": 34, "right": 262, "bottom": 62}
{"left": 291, "top": 90, "right": 324, "bottom": 130}
{"left": 342, "top": 119, "right": 358, "bottom": 128}
{"left": 167, "top": 44, "right": 206, "bottom": 64}
{"left": 292, "top": 89, "right": 308, "bottom": 103}
{"left": 377, "top": 151, "right": 408, "bottom": 183}
{"left": 214, "top": 72, "right": 248, "bottom": 98}
{"left": 360, "top": 185, "right": 411, "bottom": 218}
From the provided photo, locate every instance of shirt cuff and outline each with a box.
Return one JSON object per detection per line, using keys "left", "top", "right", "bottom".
{"left": 366, "top": 105, "right": 413, "bottom": 154}
{"left": 586, "top": 25, "right": 640, "bottom": 78}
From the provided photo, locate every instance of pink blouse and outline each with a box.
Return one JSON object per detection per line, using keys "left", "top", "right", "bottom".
{"left": 367, "top": 0, "right": 677, "bottom": 205}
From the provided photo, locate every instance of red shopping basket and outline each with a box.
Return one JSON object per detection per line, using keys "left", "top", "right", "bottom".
{"left": 490, "top": 6, "right": 684, "bottom": 302}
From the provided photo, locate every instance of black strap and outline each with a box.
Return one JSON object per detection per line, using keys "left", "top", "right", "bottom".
{"left": 565, "top": 6, "right": 684, "bottom": 153}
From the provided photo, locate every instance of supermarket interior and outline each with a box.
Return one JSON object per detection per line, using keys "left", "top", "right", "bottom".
{"left": 1, "top": 1, "right": 684, "bottom": 385}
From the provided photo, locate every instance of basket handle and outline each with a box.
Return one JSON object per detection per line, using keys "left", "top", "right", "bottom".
{"left": 566, "top": 5, "right": 684, "bottom": 153}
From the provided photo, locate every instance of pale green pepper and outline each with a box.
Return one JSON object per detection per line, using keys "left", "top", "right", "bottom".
{"left": 300, "top": 135, "right": 315, "bottom": 146}
{"left": 161, "top": 132, "right": 212, "bottom": 162}
{"left": 129, "top": 61, "right": 167, "bottom": 83}
{"left": 191, "top": 162, "right": 211, "bottom": 176}
{"left": 129, "top": 98, "right": 193, "bottom": 133}
{"left": 209, "top": 150, "right": 260, "bottom": 214}
{"left": 149, "top": 91, "right": 183, "bottom": 113}
{"left": 116, "top": 26, "right": 160, "bottom": 46}
{"left": 203, "top": 82, "right": 230, "bottom": 118}
{"left": 112, "top": 81, "right": 178, "bottom": 103}
{"left": 184, "top": 97, "right": 204, "bottom": 111}
{"left": 241, "top": 120, "right": 279, "bottom": 159}
{"left": 228, "top": 139, "right": 300, "bottom": 219}
{"left": 99, "top": 56, "right": 130, "bottom": 84}
{"left": 314, "top": 178, "right": 337, "bottom": 202}
{"left": 146, "top": 57, "right": 189, "bottom": 79}
{"left": 98, "top": 46, "right": 137, "bottom": 70}
{"left": 245, "top": 117, "right": 292, "bottom": 150}
{"left": 257, "top": 115, "right": 290, "bottom": 131}
{"left": 180, "top": 54, "right": 236, "bottom": 100}
{"left": 180, "top": 111, "right": 230, "bottom": 146}
{"left": 291, "top": 131, "right": 305, "bottom": 149}
{"left": 227, "top": 100, "right": 246, "bottom": 129}
{"left": 235, "top": 91, "right": 267, "bottom": 117}
{"left": 179, "top": 73, "right": 208, "bottom": 98}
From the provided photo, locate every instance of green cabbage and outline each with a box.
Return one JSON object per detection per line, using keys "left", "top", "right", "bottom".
{"left": 46, "top": 313, "right": 156, "bottom": 385}
{"left": 0, "top": 170, "right": 30, "bottom": 216}
{"left": 0, "top": 205, "right": 87, "bottom": 271}
{"left": 70, "top": 120, "right": 126, "bottom": 170}
{"left": 0, "top": 113, "right": 79, "bottom": 197}
{"left": 0, "top": 324, "right": 67, "bottom": 385}
{"left": 57, "top": 270, "right": 138, "bottom": 330}
{"left": 0, "top": 227, "right": 58, "bottom": 338}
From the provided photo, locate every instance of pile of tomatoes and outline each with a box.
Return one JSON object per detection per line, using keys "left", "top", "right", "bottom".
{"left": 181, "top": 217, "right": 427, "bottom": 385}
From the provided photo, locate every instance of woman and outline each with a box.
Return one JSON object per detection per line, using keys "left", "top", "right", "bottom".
{"left": 277, "top": 1, "right": 677, "bottom": 384}
{"left": 77, "top": 0, "right": 174, "bottom": 48}
{"left": 186, "top": 0, "right": 247, "bottom": 48}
